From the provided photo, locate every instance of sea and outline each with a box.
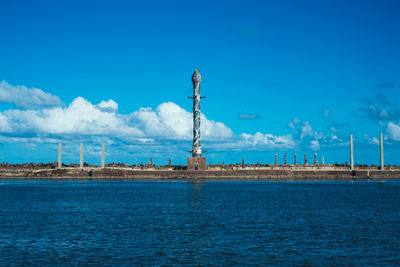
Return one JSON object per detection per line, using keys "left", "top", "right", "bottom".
{"left": 0, "top": 180, "right": 399, "bottom": 265}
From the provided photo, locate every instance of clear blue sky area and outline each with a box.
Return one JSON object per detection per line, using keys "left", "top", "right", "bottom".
{"left": 0, "top": 0, "right": 399, "bottom": 165}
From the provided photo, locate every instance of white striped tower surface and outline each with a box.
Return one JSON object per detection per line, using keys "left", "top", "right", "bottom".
{"left": 191, "top": 69, "right": 203, "bottom": 157}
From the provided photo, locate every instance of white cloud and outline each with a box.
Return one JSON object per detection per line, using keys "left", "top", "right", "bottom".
{"left": 0, "top": 95, "right": 337, "bottom": 155}
{"left": 387, "top": 122, "right": 400, "bottom": 141}
{"left": 310, "top": 140, "right": 320, "bottom": 151}
{"left": 210, "top": 132, "right": 296, "bottom": 151}
{"left": 289, "top": 118, "right": 325, "bottom": 140}
{"left": 287, "top": 118, "right": 346, "bottom": 150}
{"left": 131, "top": 102, "right": 192, "bottom": 139}
{"left": 0, "top": 97, "right": 143, "bottom": 137}
{"left": 0, "top": 87, "right": 343, "bottom": 156}
{"left": 0, "top": 113, "right": 10, "bottom": 132}
{"left": 300, "top": 122, "right": 314, "bottom": 139}
{"left": 96, "top": 99, "right": 118, "bottom": 112}
{"left": 0, "top": 97, "right": 234, "bottom": 145}
{"left": 239, "top": 132, "right": 295, "bottom": 149}
{"left": 0, "top": 80, "right": 62, "bottom": 109}
{"left": 363, "top": 133, "right": 380, "bottom": 145}
{"left": 131, "top": 102, "right": 233, "bottom": 140}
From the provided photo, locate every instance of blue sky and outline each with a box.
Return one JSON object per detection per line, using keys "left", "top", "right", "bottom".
{"left": 0, "top": 0, "right": 400, "bottom": 165}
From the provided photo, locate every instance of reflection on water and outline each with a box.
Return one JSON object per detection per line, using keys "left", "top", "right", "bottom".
{"left": 0, "top": 180, "right": 400, "bottom": 265}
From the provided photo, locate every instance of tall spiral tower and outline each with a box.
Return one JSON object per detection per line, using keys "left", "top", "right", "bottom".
{"left": 191, "top": 69, "right": 202, "bottom": 157}
{"left": 187, "top": 69, "right": 206, "bottom": 170}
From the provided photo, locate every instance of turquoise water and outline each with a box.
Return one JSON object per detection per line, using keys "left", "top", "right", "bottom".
{"left": 0, "top": 180, "right": 399, "bottom": 265}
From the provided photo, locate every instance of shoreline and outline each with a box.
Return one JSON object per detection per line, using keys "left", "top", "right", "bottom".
{"left": 1, "top": 167, "right": 400, "bottom": 181}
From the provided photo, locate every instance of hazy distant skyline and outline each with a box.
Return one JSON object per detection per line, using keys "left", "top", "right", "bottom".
{"left": 0, "top": 0, "right": 400, "bottom": 165}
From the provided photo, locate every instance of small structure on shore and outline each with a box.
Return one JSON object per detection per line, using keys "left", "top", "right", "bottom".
{"left": 58, "top": 143, "right": 62, "bottom": 169}
{"left": 350, "top": 134, "right": 354, "bottom": 171}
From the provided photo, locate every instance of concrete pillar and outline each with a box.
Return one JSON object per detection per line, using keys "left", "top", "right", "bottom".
{"left": 380, "top": 133, "right": 384, "bottom": 170}
{"left": 284, "top": 153, "right": 287, "bottom": 165}
{"left": 314, "top": 152, "right": 318, "bottom": 165}
{"left": 350, "top": 134, "right": 354, "bottom": 170}
{"left": 304, "top": 153, "right": 307, "bottom": 165}
{"left": 322, "top": 156, "right": 325, "bottom": 165}
{"left": 80, "top": 143, "right": 83, "bottom": 168}
{"left": 58, "top": 143, "right": 62, "bottom": 168}
{"left": 294, "top": 153, "right": 297, "bottom": 165}
{"left": 101, "top": 143, "right": 105, "bottom": 168}
{"left": 275, "top": 153, "right": 278, "bottom": 165}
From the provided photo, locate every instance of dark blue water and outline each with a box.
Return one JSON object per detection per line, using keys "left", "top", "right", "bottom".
{"left": 1, "top": 180, "right": 400, "bottom": 265}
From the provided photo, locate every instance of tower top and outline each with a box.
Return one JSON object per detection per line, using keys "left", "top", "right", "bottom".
{"left": 192, "top": 69, "right": 201, "bottom": 83}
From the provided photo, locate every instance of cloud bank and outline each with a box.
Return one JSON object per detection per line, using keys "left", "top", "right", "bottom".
{"left": 0, "top": 81, "right": 63, "bottom": 109}
{"left": 0, "top": 94, "right": 317, "bottom": 154}
{"left": 0, "top": 97, "right": 235, "bottom": 143}
{"left": 3, "top": 80, "right": 398, "bottom": 162}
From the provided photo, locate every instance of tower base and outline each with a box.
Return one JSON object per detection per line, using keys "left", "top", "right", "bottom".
{"left": 187, "top": 157, "right": 207, "bottom": 170}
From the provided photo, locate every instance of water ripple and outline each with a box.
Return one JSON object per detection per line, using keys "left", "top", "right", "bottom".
{"left": 0, "top": 180, "right": 399, "bottom": 265}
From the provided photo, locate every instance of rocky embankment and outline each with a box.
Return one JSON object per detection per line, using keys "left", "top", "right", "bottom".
{"left": 1, "top": 167, "right": 400, "bottom": 180}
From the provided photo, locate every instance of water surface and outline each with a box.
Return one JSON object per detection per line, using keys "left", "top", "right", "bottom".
{"left": 0, "top": 180, "right": 399, "bottom": 265}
